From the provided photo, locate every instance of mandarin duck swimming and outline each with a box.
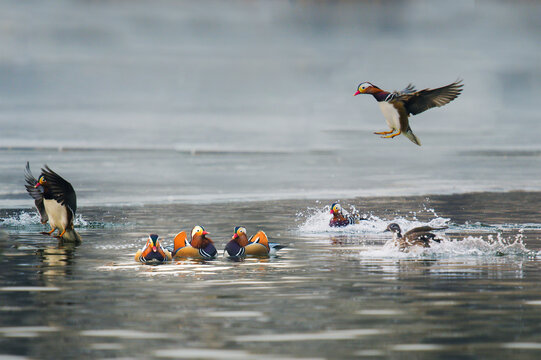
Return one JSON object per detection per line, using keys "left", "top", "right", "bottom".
{"left": 354, "top": 80, "right": 463, "bottom": 146}
{"left": 385, "top": 223, "right": 447, "bottom": 251}
{"left": 169, "top": 226, "right": 217, "bottom": 260}
{"left": 329, "top": 203, "right": 365, "bottom": 228}
{"left": 224, "top": 226, "right": 284, "bottom": 258}
{"left": 134, "top": 234, "right": 172, "bottom": 264}
{"left": 24, "top": 162, "right": 81, "bottom": 243}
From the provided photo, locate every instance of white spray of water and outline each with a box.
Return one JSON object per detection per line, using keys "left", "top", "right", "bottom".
{"left": 296, "top": 204, "right": 450, "bottom": 235}
{"left": 361, "top": 232, "right": 535, "bottom": 260}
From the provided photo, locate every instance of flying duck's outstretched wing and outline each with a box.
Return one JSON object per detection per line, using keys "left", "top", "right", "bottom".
{"left": 24, "top": 162, "right": 48, "bottom": 224}
{"left": 41, "top": 165, "right": 77, "bottom": 215}
{"left": 399, "top": 83, "right": 416, "bottom": 95}
{"left": 404, "top": 225, "right": 448, "bottom": 237}
{"left": 401, "top": 80, "right": 463, "bottom": 115}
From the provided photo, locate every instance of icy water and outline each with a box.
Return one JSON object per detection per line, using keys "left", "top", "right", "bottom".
{"left": 2, "top": 193, "right": 541, "bottom": 359}
{"left": 2, "top": 0, "right": 541, "bottom": 359}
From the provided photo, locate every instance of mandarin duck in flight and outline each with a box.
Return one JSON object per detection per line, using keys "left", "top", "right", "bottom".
{"left": 385, "top": 223, "right": 447, "bottom": 251}
{"left": 169, "top": 226, "right": 217, "bottom": 260}
{"left": 224, "top": 226, "right": 284, "bottom": 258}
{"left": 354, "top": 80, "right": 463, "bottom": 146}
{"left": 329, "top": 203, "right": 365, "bottom": 228}
{"left": 134, "top": 234, "right": 172, "bottom": 264}
{"left": 24, "top": 162, "right": 81, "bottom": 243}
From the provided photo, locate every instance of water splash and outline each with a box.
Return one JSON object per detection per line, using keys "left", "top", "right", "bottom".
{"left": 360, "top": 232, "right": 535, "bottom": 259}
{"left": 0, "top": 211, "right": 130, "bottom": 230}
{"left": 296, "top": 204, "right": 450, "bottom": 235}
{"left": 0, "top": 211, "right": 42, "bottom": 228}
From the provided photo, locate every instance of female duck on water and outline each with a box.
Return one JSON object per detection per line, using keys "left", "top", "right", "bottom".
{"left": 385, "top": 223, "right": 447, "bottom": 251}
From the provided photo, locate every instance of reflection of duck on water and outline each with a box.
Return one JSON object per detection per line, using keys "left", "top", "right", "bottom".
{"left": 24, "top": 162, "right": 81, "bottom": 243}
{"left": 385, "top": 223, "right": 447, "bottom": 251}
{"left": 37, "top": 244, "right": 77, "bottom": 277}
{"left": 329, "top": 203, "right": 365, "bottom": 228}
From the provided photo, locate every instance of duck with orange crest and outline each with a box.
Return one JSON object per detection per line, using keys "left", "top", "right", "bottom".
{"left": 329, "top": 203, "right": 365, "bottom": 228}
{"left": 134, "top": 234, "right": 172, "bottom": 264}
{"left": 168, "top": 226, "right": 217, "bottom": 260}
{"left": 224, "top": 226, "right": 285, "bottom": 258}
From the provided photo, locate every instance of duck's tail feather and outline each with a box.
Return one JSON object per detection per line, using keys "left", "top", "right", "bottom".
{"left": 62, "top": 229, "right": 81, "bottom": 243}
{"left": 404, "top": 129, "right": 421, "bottom": 146}
{"left": 269, "top": 243, "right": 285, "bottom": 251}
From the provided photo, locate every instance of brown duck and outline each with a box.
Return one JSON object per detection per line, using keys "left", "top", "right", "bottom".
{"left": 385, "top": 223, "right": 447, "bottom": 251}
{"left": 354, "top": 80, "right": 463, "bottom": 146}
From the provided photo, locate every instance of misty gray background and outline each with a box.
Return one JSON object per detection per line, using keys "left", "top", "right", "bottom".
{"left": 1, "top": 0, "right": 540, "bottom": 207}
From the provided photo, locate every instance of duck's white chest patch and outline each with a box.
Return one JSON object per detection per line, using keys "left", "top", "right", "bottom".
{"left": 43, "top": 199, "right": 69, "bottom": 230}
{"left": 378, "top": 102, "right": 400, "bottom": 130}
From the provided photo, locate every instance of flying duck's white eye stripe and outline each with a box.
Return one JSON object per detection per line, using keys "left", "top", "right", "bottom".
{"left": 359, "top": 82, "right": 371, "bottom": 91}
{"left": 238, "top": 227, "right": 246, "bottom": 234}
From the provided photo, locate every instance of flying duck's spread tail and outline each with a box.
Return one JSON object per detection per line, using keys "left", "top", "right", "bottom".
{"left": 404, "top": 129, "right": 421, "bottom": 146}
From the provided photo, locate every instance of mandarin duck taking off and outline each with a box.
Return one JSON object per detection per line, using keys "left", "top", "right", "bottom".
{"left": 24, "top": 162, "right": 81, "bottom": 243}
{"left": 134, "top": 234, "right": 172, "bottom": 264}
{"left": 385, "top": 223, "right": 447, "bottom": 251}
{"left": 354, "top": 80, "right": 463, "bottom": 146}
{"left": 168, "top": 226, "right": 217, "bottom": 260}
{"left": 224, "top": 226, "right": 284, "bottom": 258}
{"left": 329, "top": 203, "right": 365, "bottom": 228}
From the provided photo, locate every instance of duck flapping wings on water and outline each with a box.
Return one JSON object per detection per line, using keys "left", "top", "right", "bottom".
{"left": 24, "top": 162, "right": 81, "bottom": 242}
{"left": 385, "top": 223, "right": 447, "bottom": 251}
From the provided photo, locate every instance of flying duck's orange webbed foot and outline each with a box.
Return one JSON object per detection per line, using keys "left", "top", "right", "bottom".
{"left": 374, "top": 130, "right": 394, "bottom": 135}
{"left": 58, "top": 229, "right": 66, "bottom": 237}
{"left": 382, "top": 130, "right": 401, "bottom": 139}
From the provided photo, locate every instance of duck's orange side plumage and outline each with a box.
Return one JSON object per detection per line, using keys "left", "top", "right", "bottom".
{"left": 171, "top": 231, "right": 200, "bottom": 259}
{"left": 245, "top": 231, "right": 270, "bottom": 255}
